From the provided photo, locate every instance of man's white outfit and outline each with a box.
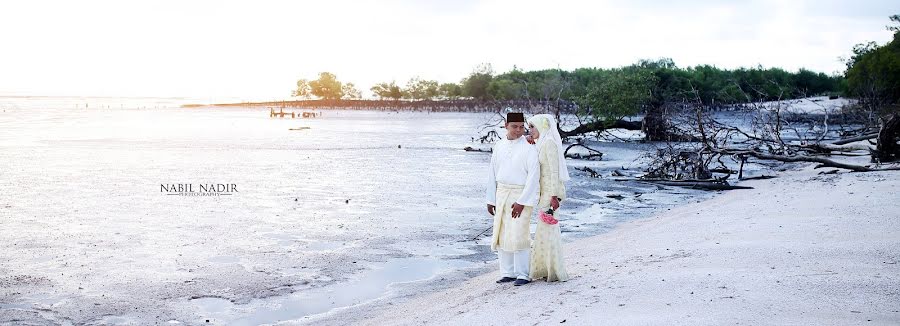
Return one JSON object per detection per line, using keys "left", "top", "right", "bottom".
{"left": 486, "top": 135, "right": 540, "bottom": 280}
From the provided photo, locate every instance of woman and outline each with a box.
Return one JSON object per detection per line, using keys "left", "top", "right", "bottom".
{"left": 526, "top": 114, "right": 570, "bottom": 282}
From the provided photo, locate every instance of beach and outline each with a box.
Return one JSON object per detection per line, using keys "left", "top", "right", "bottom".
{"left": 0, "top": 100, "right": 897, "bottom": 325}
{"left": 314, "top": 161, "right": 899, "bottom": 325}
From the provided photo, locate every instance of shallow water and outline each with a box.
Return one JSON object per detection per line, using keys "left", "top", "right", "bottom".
{"left": 0, "top": 98, "right": 733, "bottom": 324}
{"left": 191, "top": 257, "right": 473, "bottom": 325}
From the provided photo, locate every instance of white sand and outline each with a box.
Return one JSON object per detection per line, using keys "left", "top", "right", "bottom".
{"left": 747, "top": 96, "right": 854, "bottom": 114}
{"left": 337, "top": 163, "right": 899, "bottom": 325}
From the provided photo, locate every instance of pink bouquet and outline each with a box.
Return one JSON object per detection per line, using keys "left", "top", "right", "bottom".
{"left": 539, "top": 208, "right": 558, "bottom": 225}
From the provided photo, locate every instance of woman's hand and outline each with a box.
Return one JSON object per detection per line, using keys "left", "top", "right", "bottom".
{"left": 525, "top": 135, "right": 535, "bottom": 144}
{"left": 551, "top": 196, "right": 560, "bottom": 210}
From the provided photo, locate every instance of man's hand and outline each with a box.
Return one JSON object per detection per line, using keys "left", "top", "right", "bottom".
{"left": 525, "top": 135, "right": 535, "bottom": 145}
{"left": 487, "top": 204, "right": 495, "bottom": 216}
{"left": 551, "top": 196, "right": 560, "bottom": 211}
{"left": 511, "top": 203, "right": 525, "bottom": 218}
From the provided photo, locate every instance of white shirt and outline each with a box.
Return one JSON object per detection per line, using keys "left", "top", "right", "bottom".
{"left": 485, "top": 136, "right": 540, "bottom": 207}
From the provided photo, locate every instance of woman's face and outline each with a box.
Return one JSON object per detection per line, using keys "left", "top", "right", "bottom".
{"left": 528, "top": 123, "right": 541, "bottom": 139}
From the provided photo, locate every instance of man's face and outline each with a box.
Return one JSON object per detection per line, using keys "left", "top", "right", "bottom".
{"left": 506, "top": 122, "right": 526, "bottom": 139}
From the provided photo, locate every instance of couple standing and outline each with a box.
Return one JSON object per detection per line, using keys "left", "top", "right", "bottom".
{"left": 486, "top": 112, "right": 570, "bottom": 286}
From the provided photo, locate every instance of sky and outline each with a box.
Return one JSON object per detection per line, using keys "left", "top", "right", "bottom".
{"left": 0, "top": 0, "right": 896, "bottom": 101}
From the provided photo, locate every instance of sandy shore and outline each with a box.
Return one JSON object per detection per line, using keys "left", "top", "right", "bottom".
{"left": 313, "top": 163, "right": 899, "bottom": 325}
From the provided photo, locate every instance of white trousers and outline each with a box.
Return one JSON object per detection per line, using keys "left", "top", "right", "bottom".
{"left": 498, "top": 248, "right": 531, "bottom": 280}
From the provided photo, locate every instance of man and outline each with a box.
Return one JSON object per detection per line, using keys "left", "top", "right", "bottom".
{"left": 486, "top": 112, "right": 540, "bottom": 286}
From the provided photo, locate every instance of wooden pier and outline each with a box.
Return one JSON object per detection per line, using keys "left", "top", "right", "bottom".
{"left": 270, "top": 108, "right": 319, "bottom": 118}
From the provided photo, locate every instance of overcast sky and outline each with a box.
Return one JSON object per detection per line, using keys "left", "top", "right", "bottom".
{"left": 0, "top": 0, "right": 896, "bottom": 100}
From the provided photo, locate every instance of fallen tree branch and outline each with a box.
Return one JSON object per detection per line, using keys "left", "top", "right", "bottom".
{"left": 720, "top": 149, "right": 900, "bottom": 172}
{"left": 614, "top": 178, "right": 753, "bottom": 190}
{"left": 463, "top": 146, "right": 491, "bottom": 153}
{"left": 560, "top": 119, "right": 642, "bottom": 138}
{"left": 564, "top": 143, "right": 603, "bottom": 160}
{"left": 740, "top": 175, "right": 776, "bottom": 181}
{"left": 575, "top": 166, "right": 601, "bottom": 178}
{"left": 799, "top": 142, "right": 875, "bottom": 153}
{"left": 709, "top": 168, "right": 738, "bottom": 174}
{"left": 831, "top": 132, "right": 879, "bottom": 145}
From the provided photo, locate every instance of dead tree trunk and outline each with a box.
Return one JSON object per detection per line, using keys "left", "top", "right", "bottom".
{"left": 633, "top": 179, "right": 753, "bottom": 191}
{"left": 875, "top": 114, "right": 900, "bottom": 162}
{"left": 642, "top": 105, "right": 670, "bottom": 141}
{"left": 832, "top": 132, "right": 879, "bottom": 145}
{"left": 564, "top": 143, "right": 603, "bottom": 160}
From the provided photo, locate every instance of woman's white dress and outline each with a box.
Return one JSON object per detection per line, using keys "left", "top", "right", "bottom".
{"left": 529, "top": 140, "right": 570, "bottom": 282}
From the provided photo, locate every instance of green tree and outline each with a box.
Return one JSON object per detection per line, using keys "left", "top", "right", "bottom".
{"left": 845, "top": 14, "right": 900, "bottom": 112}
{"left": 422, "top": 80, "right": 440, "bottom": 99}
{"left": 292, "top": 79, "right": 311, "bottom": 99}
{"left": 487, "top": 78, "right": 519, "bottom": 100}
{"left": 309, "top": 72, "right": 343, "bottom": 100}
{"left": 404, "top": 77, "right": 440, "bottom": 100}
{"left": 533, "top": 69, "right": 571, "bottom": 101}
{"left": 341, "top": 82, "right": 362, "bottom": 99}
{"left": 370, "top": 81, "right": 405, "bottom": 100}
{"left": 576, "top": 68, "right": 656, "bottom": 123}
{"left": 461, "top": 63, "right": 494, "bottom": 100}
{"left": 438, "top": 83, "right": 462, "bottom": 99}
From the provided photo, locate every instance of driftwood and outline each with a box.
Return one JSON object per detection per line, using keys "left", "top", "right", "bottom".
{"left": 564, "top": 143, "right": 603, "bottom": 160}
{"left": 722, "top": 149, "right": 900, "bottom": 172}
{"left": 709, "top": 168, "right": 738, "bottom": 174}
{"left": 640, "top": 179, "right": 753, "bottom": 190}
{"left": 471, "top": 225, "right": 493, "bottom": 241}
{"left": 740, "top": 175, "right": 776, "bottom": 181}
{"left": 560, "top": 119, "right": 642, "bottom": 138}
{"left": 799, "top": 142, "right": 875, "bottom": 154}
{"left": 639, "top": 179, "right": 753, "bottom": 190}
{"left": 875, "top": 114, "right": 900, "bottom": 162}
{"left": 463, "top": 146, "right": 491, "bottom": 153}
{"left": 831, "top": 132, "right": 879, "bottom": 145}
{"left": 476, "top": 130, "right": 500, "bottom": 143}
{"left": 615, "top": 178, "right": 753, "bottom": 190}
{"left": 575, "top": 166, "right": 601, "bottom": 178}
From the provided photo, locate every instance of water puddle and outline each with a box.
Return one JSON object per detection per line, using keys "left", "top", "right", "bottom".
{"left": 95, "top": 315, "right": 141, "bottom": 324}
{"left": 188, "top": 257, "right": 471, "bottom": 325}
{"left": 207, "top": 255, "right": 240, "bottom": 264}
{"left": 0, "top": 302, "right": 31, "bottom": 310}
{"left": 262, "top": 232, "right": 344, "bottom": 252}
{"left": 304, "top": 240, "right": 344, "bottom": 251}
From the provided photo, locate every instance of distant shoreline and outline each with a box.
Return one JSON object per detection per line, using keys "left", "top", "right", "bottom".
{"left": 0, "top": 94, "right": 194, "bottom": 100}
{"left": 180, "top": 99, "right": 576, "bottom": 112}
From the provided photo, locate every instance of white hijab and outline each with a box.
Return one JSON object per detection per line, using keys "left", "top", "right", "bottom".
{"left": 527, "top": 114, "right": 570, "bottom": 182}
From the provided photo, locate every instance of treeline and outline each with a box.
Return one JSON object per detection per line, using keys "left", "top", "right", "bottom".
{"left": 291, "top": 61, "right": 842, "bottom": 108}
{"left": 203, "top": 99, "right": 575, "bottom": 112}
{"left": 844, "top": 14, "right": 900, "bottom": 116}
